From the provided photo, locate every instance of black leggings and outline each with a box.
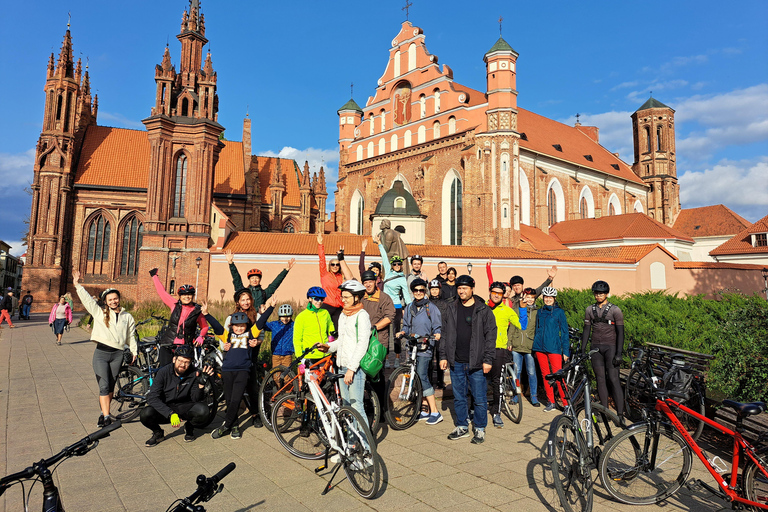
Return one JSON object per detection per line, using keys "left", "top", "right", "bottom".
{"left": 590, "top": 345, "right": 625, "bottom": 416}
{"left": 321, "top": 304, "right": 341, "bottom": 331}
{"left": 222, "top": 370, "right": 251, "bottom": 429}
{"left": 392, "top": 308, "right": 403, "bottom": 354}
{"left": 486, "top": 348, "right": 509, "bottom": 411}
{"left": 140, "top": 402, "right": 209, "bottom": 434}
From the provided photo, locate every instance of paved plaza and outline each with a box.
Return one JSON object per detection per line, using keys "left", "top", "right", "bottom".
{"left": 1, "top": 315, "right": 724, "bottom": 511}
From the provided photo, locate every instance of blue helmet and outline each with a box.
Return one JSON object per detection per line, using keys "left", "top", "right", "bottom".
{"left": 307, "top": 286, "right": 327, "bottom": 299}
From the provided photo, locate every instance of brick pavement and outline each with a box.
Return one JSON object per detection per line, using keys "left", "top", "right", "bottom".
{"left": 1, "top": 315, "right": 724, "bottom": 511}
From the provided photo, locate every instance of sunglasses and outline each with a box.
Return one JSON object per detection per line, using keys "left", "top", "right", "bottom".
{"left": 413, "top": 288, "right": 426, "bottom": 293}
{"left": 330, "top": 263, "right": 340, "bottom": 267}
{"left": 392, "top": 262, "right": 402, "bottom": 266}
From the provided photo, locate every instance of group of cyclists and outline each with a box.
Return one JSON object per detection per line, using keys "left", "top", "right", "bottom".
{"left": 73, "top": 233, "right": 627, "bottom": 449}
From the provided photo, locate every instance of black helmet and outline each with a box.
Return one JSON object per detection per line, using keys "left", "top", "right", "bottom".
{"left": 360, "top": 270, "right": 378, "bottom": 283}
{"left": 174, "top": 345, "right": 194, "bottom": 360}
{"left": 409, "top": 278, "right": 428, "bottom": 292}
{"left": 233, "top": 288, "right": 251, "bottom": 302}
{"left": 591, "top": 280, "right": 610, "bottom": 294}
{"left": 178, "top": 284, "right": 195, "bottom": 296}
{"left": 429, "top": 279, "right": 441, "bottom": 289}
{"left": 509, "top": 276, "right": 524, "bottom": 286}
{"left": 455, "top": 275, "right": 475, "bottom": 288}
{"left": 230, "top": 312, "right": 250, "bottom": 325}
{"left": 489, "top": 281, "right": 507, "bottom": 293}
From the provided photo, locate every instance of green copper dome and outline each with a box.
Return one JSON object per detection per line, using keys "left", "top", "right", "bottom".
{"left": 337, "top": 98, "right": 363, "bottom": 114}
{"left": 637, "top": 97, "right": 672, "bottom": 111}
{"left": 485, "top": 37, "right": 517, "bottom": 57}
{"left": 373, "top": 181, "right": 422, "bottom": 216}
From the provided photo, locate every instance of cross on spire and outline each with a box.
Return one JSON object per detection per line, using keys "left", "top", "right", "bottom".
{"left": 576, "top": 113, "right": 581, "bottom": 124}
{"left": 67, "top": 11, "right": 71, "bottom": 28}
{"left": 403, "top": 0, "right": 413, "bottom": 20}
{"left": 350, "top": 82, "right": 354, "bottom": 97}
{"left": 498, "top": 16, "right": 503, "bottom": 36}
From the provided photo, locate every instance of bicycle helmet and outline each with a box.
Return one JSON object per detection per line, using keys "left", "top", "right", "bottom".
{"left": 509, "top": 275, "right": 524, "bottom": 286}
{"left": 429, "top": 279, "right": 441, "bottom": 289}
{"left": 339, "top": 280, "right": 366, "bottom": 296}
{"left": 360, "top": 270, "right": 378, "bottom": 282}
{"left": 174, "top": 345, "right": 194, "bottom": 359}
{"left": 247, "top": 268, "right": 262, "bottom": 278}
{"left": 100, "top": 288, "right": 120, "bottom": 300}
{"left": 307, "top": 286, "right": 327, "bottom": 299}
{"left": 410, "top": 254, "right": 423, "bottom": 263}
{"left": 389, "top": 255, "right": 403, "bottom": 265}
{"left": 455, "top": 275, "right": 475, "bottom": 288}
{"left": 591, "top": 280, "right": 610, "bottom": 294}
{"left": 230, "top": 312, "right": 250, "bottom": 325}
{"left": 489, "top": 281, "right": 507, "bottom": 293}
{"left": 177, "top": 284, "right": 195, "bottom": 296}
{"left": 409, "top": 278, "right": 428, "bottom": 292}
{"left": 368, "top": 262, "right": 382, "bottom": 272}
{"left": 278, "top": 304, "right": 293, "bottom": 317}
{"left": 233, "top": 288, "right": 251, "bottom": 302}
{"left": 541, "top": 286, "right": 558, "bottom": 297}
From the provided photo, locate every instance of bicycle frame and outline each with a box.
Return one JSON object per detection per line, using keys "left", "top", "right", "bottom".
{"left": 653, "top": 397, "right": 768, "bottom": 509}
{"left": 303, "top": 369, "right": 346, "bottom": 455}
{"left": 395, "top": 342, "right": 420, "bottom": 401}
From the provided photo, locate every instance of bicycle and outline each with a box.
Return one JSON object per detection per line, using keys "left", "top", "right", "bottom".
{"left": 165, "top": 462, "right": 236, "bottom": 512}
{"left": 384, "top": 333, "right": 436, "bottom": 430}
{"left": 498, "top": 358, "right": 523, "bottom": 424}
{"left": 271, "top": 345, "right": 382, "bottom": 499}
{"left": 599, "top": 346, "right": 768, "bottom": 508}
{"left": 546, "top": 348, "right": 624, "bottom": 512}
{"left": 0, "top": 421, "right": 122, "bottom": 511}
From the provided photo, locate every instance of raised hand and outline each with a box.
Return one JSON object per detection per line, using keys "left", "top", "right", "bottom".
{"left": 361, "top": 238, "right": 368, "bottom": 251}
{"left": 286, "top": 258, "right": 296, "bottom": 271}
{"left": 225, "top": 249, "right": 234, "bottom": 265}
{"left": 268, "top": 295, "right": 278, "bottom": 307}
{"left": 149, "top": 268, "right": 159, "bottom": 277}
{"left": 200, "top": 301, "right": 209, "bottom": 315}
{"left": 317, "top": 232, "right": 323, "bottom": 245}
{"left": 72, "top": 270, "right": 81, "bottom": 285}
{"left": 548, "top": 265, "right": 558, "bottom": 279}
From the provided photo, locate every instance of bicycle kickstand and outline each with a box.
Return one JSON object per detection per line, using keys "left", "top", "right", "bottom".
{"left": 315, "top": 447, "right": 330, "bottom": 473}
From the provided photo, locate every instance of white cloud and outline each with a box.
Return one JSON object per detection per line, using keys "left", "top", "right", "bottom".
{"left": 627, "top": 80, "right": 689, "bottom": 104}
{"left": 257, "top": 146, "right": 340, "bottom": 209}
{"left": 679, "top": 157, "right": 768, "bottom": 211}
{"left": 98, "top": 111, "right": 145, "bottom": 130}
{"left": 0, "top": 148, "right": 34, "bottom": 196}
{"left": 3, "top": 240, "right": 26, "bottom": 257}
{"left": 558, "top": 111, "right": 634, "bottom": 163}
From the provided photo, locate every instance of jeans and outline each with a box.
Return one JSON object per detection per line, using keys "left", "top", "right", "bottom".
{"left": 339, "top": 366, "right": 366, "bottom": 422}
{"left": 22, "top": 304, "right": 31, "bottom": 318}
{"left": 416, "top": 355, "right": 434, "bottom": 397}
{"left": 512, "top": 351, "right": 539, "bottom": 404}
{"left": 450, "top": 362, "right": 488, "bottom": 429}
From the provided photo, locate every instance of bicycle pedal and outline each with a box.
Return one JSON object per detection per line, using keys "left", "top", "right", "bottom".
{"left": 315, "top": 464, "right": 326, "bottom": 473}
{"left": 685, "top": 479, "right": 702, "bottom": 491}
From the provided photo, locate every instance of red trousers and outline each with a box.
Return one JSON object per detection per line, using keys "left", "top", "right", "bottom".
{"left": 0, "top": 310, "right": 13, "bottom": 327}
{"left": 535, "top": 352, "right": 567, "bottom": 407}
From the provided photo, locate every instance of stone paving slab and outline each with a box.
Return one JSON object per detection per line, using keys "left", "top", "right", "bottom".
{"left": 1, "top": 315, "right": 726, "bottom": 511}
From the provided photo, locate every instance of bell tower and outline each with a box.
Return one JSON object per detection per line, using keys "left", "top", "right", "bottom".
{"left": 631, "top": 97, "right": 680, "bottom": 226}
{"left": 139, "top": 0, "right": 224, "bottom": 301}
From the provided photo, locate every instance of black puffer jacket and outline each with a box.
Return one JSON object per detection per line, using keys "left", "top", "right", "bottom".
{"left": 439, "top": 294, "right": 497, "bottom": 370}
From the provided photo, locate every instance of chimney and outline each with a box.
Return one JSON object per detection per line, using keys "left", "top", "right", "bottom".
{"left": 576, "top": 125, "right": 599, "bottom": 143}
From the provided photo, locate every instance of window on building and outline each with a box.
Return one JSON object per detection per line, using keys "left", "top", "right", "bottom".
{"left": 369, "top": 113, "right": 374, "bottom": 136}
{"left": 283, "top": 223, "right": 295, "bottom": 233}
{"left": 408, "top": 43, "right": 416, "bottom": 71}
{"left": 356, "top": 145, "right": 363, "bottom": 161}
{"left": 404, "top": 130, "right": 412, "bottom": 147}
{"left": 645, "top": 126, "right": 651, "bottom": 152}
{"left": 449, "top": 177, "right": 463, "bottom": 245}
{"left": 356, "top": 195, "right": 364, "bottom": 235}
{"left": 755, "top": 233, "right": 767, "bottom": 247}
{"left": 379, "top": 138, "right": 386, "bottom": 155}
{"left": 417, "top": 125, "right": 426, "bottom": 144}
{"left": 580, "top": 197, "right": 588, "bottom": 219}
{"left": 119, "top": 216, "right": 143, "bottom": 276}
{"left": 433, "top": 121, "right": 440, "bottom": 139}
{"left": 394, "top": 50, "right": 401, "bottom": 77}
{"left": 609, "top": 202, "right": 617, "bottom": 216}
{"left": 419, "top": 95, "right": 426, "bottom": 119}
{"left": 394, "top": 196, "right": 406, "bottom": 209}
{"left": 656, "top": 125, "right": 663, "bottom": 151}
{"left": 548, "top": 188, "right": 557, "bottom": 227}
{"left": 86, "top": 214, "right": 111, "bottom": 275}
{"left": 390, "top": 133, "right": 398, "bottom": 151}
{"left": 260, "top": 218, "right": 270, "bottom": 232}
{"left": 448, "top": 116, "right": 456, "bottom": 135}
{"left": 367, "top": 141, "right": 374, "bottom": 158}
{"left": 380, "top": 109, "right": 386, "bottom": 132}
{"left": 434, "top": 89, "right": 441, "bottom": 113}
{"left": 173, "top": 154, "right": 188, "bottom": 218}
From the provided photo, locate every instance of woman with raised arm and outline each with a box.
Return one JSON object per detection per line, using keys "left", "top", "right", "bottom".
{"left": 73, "top": 270, "right": 137, "bottom": 427}
{"left": 317, "top": 232, "right": 344, "bottom": 329}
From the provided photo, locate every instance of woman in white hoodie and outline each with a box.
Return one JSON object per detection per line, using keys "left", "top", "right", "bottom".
{"left": 73, "top": 270, "right": 137, "bottom": 427}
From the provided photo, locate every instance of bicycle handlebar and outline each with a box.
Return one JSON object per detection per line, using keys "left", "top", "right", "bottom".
{"left": 211, "top": 462, "right": 236, "bottom": 484}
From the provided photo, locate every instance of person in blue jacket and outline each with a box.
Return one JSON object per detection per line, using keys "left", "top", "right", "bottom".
{"left": 264, "top": 304, "right": 295, "bottom": 370}
{"left": 532, "top": 287, "right": 570, "bottom": 412}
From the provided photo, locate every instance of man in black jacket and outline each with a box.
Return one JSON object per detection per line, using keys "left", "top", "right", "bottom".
{"left": 140, "top": 346, "right": 214, "bottom": 446}
{"left": 439, "top": 275, "right": 496, "bottom": 445}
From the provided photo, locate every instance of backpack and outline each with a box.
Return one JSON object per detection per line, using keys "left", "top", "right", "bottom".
{"left": 590, "top": 303, "right": 615, "bottom": 325}
{"left": 356, "top": 317, "right": 387, "bottom": 381}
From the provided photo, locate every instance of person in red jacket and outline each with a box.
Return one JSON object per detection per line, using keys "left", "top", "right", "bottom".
{"left": 317, "top": 233, "right": 344, "bottom": 329}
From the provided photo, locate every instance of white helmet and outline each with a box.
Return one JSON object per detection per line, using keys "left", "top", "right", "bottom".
{"left": 541, "top": 286, "right": 558, "bottom": 297}
{"left": 339, "top": 280, "right": 366, "bottom": 295}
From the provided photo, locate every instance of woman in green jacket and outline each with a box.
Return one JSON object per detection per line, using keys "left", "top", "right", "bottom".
{"left": 507, "top": 287, "right": 540, "bottom": 407}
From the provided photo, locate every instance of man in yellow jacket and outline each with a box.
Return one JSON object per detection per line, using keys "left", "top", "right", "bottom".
{"left": 487, "top": 281, "right": 521, "bottom": 428}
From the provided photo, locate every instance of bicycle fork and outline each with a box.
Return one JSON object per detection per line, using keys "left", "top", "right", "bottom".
{"left": 397, "top": 348, "right": 418, "bottom": 400}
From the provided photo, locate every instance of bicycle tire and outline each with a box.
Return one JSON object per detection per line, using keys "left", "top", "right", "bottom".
{"left": 625, "top": 368, "right": 655, "bottom": 422}
{"left": 384, "top": 366, "right": 423, "bottom": 430}
{"left": 363, "top": 380, "right": 381, "bottom": 435}
{"left": 337, "top": 406, "right": 381, "bottom": 499}
{"left": 549, "top": 414, "right": 594, "bottom": 512}
{"left": 271, "top": 394, "right": 328, "bottom": 460}
{"left": 573, "top": 402, "right": 623, "bottom": 448}
{"left": 672, "top": 384, "right": 705, "bottom": 442}
{"left": 196, "top": 376, "right": 220, "bottom": 428}
{"left": 259, "top": 365, "right": 297, "bottom": 432}
{"left": 743, "top": 456, "right": 768, "bottom": 510}
{"left": 599, "top": 422, "right": 692, "bottom": 504}
{"left": 500, "top": 369, "right": 523, "bottom": 424}
{"left": 110, "top": 366, "right": 147, "bottom": 422}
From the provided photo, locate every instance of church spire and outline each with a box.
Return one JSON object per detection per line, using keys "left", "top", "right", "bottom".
{"left": 56, "top": 29, "right": 74, "bottom": 78}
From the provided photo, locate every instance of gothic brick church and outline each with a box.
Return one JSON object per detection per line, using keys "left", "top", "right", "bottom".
{"left": 22, "top": 1, "right": 328, "bottom": 311}
{"left": 334, "top": 21, "right": 681, "bottom": 244}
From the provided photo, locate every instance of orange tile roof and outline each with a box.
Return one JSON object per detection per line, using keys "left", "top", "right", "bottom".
{"left": 549, "top": 213, "right": 694, "bottom": 244}
{"left": 75, "top": 126, "right": 151, "bottom": 188}
{"left": 517, "top": 108, "right": 645, "bottom": 186}
{"left": 213, "top": 140, "right": 245, "bottom": 195}
{"left": 520, "top": 224, "right": 567, "bottom": 251}
{"left": 674, "top": 261, "right": 765, "bottom": 270}
{"left": 710, "top": 213, "right": 768, "bottom": 256}
{"left": 540, "top": 244, "right": 676, "bottom": 264}
{"left": 672, "top": 205, "right": 751, "bottom": 238}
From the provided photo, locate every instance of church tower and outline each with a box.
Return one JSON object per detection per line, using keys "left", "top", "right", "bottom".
{"left": 631, "top": 98, "right": 680, "bottom": 226}
{"left": 23, "top": 23, "right": 97, "bottom": 310}
{"left": 139, "top": 0, "right": 224, "bottom": 300}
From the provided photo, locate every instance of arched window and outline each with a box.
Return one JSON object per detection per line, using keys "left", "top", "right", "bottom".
{"left": 546, "top": 178, "right": 566, "bottom": 228}
{"left": 548, "top": 188, "right": 558, "bottom": 226}
{"left": 419, "top": 94, "right": 426, "bottom": 119}
{"left": 609, "top": 203, "right": 617, "bottom": 216}
{"left": 367, "top": 141, "right": 374, "bottom": 158}
{"left": 390, "top": 133, "right": 398, "bottom": 151}
{"left": 393, "top": 50, "right": 401, "bottom": 77}
{"left": 433, "top": 89, "right": 441, "bottom": 113}
{"left": 181, "top": 98, "right": 189, "bottom": 117}
{"left": 408, "top": 43, "right": 416, "bottom": 71}
{"left": 633, "top": 200, "right": 644, "bottom": 213}
{"left": 119, "top": 216, "right": 143, "bottom": 276}
{"left": 448, "top": 116, "right": 456, "bottom": 135}
{"left": 378, "top": 138, "right": 386, "bottom": 155}
{"left": 656, "top": 125, "right": 663, "bottom": 151}
{"left": 356, "top": 145, "right": 363, "bottom": 161}
{"left": 578, "top": 186, "right": 595, "bottom": 219}
{"left": 86, "top": 213, "right": 111, "bottom": 275}
{"left": 394, "top": 196, "right": 406, "bottom": 209}
{"left": 449, "top": 177, "right": 462, "bottom": 245}
{"left": 433, "top": 121, "right": 441, "bottom": 139}
{"left": 369, "top": 113, "right": 374, "bottom": 136}
{"left": 644, "top": 126, "right": 651, "bottom": 152}
{"left": 283, "top": 222, "right": 295, "bottom": 233}
{"left": 519, "top": 170, "right": 530, "bottom": 225}
{"left": 380, "top": 109, "right": 386, "bottom": 132}
{"left": 417, "top": 125, "right": 426, "bottom": 144}
{"left": 404, "top": 130, "right": 412, "bottom": 147}
{"left": 442, "top": 171, "right": 463, "bottom": 245}
{"left": 350, "top": 190, "right": 364, "bottom": 235}
{"left": 580, "top": 197, "right": 588, "bottom": 219}
{"left": 173, "top": 154, "right": 188, "bottom": 218}
{"left": 607, "top": 193, "right": 622, "bottom": 216}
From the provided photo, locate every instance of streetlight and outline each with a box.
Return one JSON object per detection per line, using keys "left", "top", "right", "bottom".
{"left": 195, "top": 256, "right": 202, "bottom": 301}
{"left": 762, "top": 267, "right": 768, "bottom": 300}
{"left": 467, "top": 262, "right": 473, "bottom": 275}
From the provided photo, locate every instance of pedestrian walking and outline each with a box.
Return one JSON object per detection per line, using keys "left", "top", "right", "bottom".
{"left": 0, "top": 288, "right": 15, "bottom": 328}
{"left": 48, "top": 296, "right": 73, "bottom": 345}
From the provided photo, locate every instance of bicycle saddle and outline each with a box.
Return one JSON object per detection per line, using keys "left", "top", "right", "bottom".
{"left": 545, "top": 370, "right": 566, "bottom": 382}
{"left": 327, "top": 373, "right": 346, "bottom": 383}
{"left": 722, "top": 399, "right": 766, "bottom": 418}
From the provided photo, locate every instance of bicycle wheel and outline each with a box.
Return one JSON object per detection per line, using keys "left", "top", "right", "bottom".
{"left": 271, "top": 394, "right": 328, "bottom": 460}
{"left": 500, "top": 367, "right": 523, "bottom": 424}
{"left": 337, "top": 406, "right": 381, "bottom": 499}
{"left": 625, "top": 368, "right": 654, "bottom": 422}
{"left": 196, "top": 376, "right": 220, "bottom": 428}
{"left": 743, "top": 456, "right": 768, "bottom": 510}
{"left": 110, "top": 366, "right": 147, "bottom": 422}
{"left": 259, "top": 365, "right": 297, "bottom": 432}
{"left": 574, "top": 402, "right": 622, "bottom": 448}
{"left": 549, "top": 414, "right": 594, "bottom": 512}
{"left": 363, "top": 380, "right": 381, "bottom": 435}
{"left": 672, "top": 383, "right": 705, "bottom": 442}
{"left": 599, "top": 422, "right": 692, "bottom": 504}
{"left": 384, "top": 366, "right": 422, "bottom": 430}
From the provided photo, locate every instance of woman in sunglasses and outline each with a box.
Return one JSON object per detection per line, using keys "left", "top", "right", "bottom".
{"left": 317, "top": 232, "right": 344, "bottom": 329}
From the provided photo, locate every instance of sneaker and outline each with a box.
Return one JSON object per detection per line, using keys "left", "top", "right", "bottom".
{"left": 230, "top": 426, "right": 241, "bottom": 439}
{"left": 426, "top": 413, "right": 443, "bottom": 425}
{"left": 418, "top": 411, "right": 430, "bottom": 421}
{"left": 252, "top": 415, "right": 263, "bottom": 429}
{"left": 544, "top": 403, "right": 556, "bottom": 413}
{"left": 211, "top": 426, "right": 231, "bottom": 439}
{"left": 103, "top": 415, "right": 113, "bottom": 427}
{"left": 471, "top": 428, "right": 485, "bottom": 444}
{"left": 447, "top": 426, "right": 470, "bottom": 441}
{"left": 97, "top": 414, "right": 105, "bottom": 428}
{"left": 385, "top": 359, "right": 392, "bottom": 369}
{"left": 184, "top": 432, "right": 195, "bottom": 442}
{"left": 493, "top": 414, "right": 504, "bottom": 428}
{"left": 531, "top": 400, "right": 541, "bottom": 407}
{"left": 145, "top": 431, "right": 164, "bottom": 447}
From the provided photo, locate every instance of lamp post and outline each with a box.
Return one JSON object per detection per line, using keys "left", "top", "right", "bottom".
{"left": 195, "top": 257, "right": 202, "bottom": 301}
{"left": 467, "top": 262, "right": 473, "bottom": 275}
{"left": 762, "top": 267, "right": 768, "bottom": 300}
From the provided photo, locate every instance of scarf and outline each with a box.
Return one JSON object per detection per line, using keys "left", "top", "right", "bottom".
{"left": 488, "top": 299, "right": 500, "bottom": 309}
{"left": 365, "top": 289, "right": 381, "bottom": 302}
{"left": 413, "top": 297, "right": 429, "bottom": 308}
{"left": 307, "top": 302, "right": 320, "bottom": 312}
{"left": 342, "top": 302, "right": 364, "bottom": 317}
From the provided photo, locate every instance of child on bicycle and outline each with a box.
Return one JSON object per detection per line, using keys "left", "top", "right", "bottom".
{"left": 398, "top": 278, "right": 443, "bottom": 425}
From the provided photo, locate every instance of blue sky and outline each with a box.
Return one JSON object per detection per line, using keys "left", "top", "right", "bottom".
{"left": 1, "top": 0, "right": 766, "bottom": 256}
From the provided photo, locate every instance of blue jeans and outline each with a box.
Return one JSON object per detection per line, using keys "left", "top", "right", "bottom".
{"left": 22, "top": 304, "right": 31, "bottom": 318}
{"left": 450, "top": 362, "right": 488, "bottom": 429}
{"left": 339, "top": 366, "right": 366, "bottom": 422}
{"left": 512, "top": 351, "right": 539, "bottom": 404}
{"left": 416, "top": 355, "right": 434, "bottom": 397}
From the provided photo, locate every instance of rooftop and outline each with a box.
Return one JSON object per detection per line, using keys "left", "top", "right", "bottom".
{"left": 710, "top": 213, "right": 768, "bottom": 256}
{"left": 672, "top": 204, "right": 751, "bottom": 238}
{"left": 549, "top": 212, "right": 694, "bottom": 244}
{"left": 637, "top": 97, "right": 672, "bottom": 111}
